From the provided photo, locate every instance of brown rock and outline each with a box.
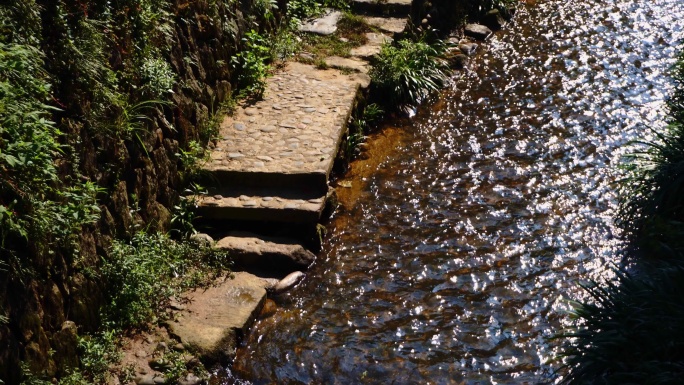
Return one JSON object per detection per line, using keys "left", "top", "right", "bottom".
{"left": 464, "top": 24, "right": 493, "bottom": 40}
{"left": 165, "top": 272, "right": 269, "bottom": 364}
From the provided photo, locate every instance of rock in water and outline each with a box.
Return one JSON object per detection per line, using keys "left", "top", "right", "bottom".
{"left": 464, "top": 24, "right": 493, "bottom": 40}
{"left": 483, "top": 9, "right": 506, "bottom": 30}
{"left": 458, "top": 42, "right": 478, "bottom": 56}
{"left": 273, "top": 271, "right": 306, "bottom": 293}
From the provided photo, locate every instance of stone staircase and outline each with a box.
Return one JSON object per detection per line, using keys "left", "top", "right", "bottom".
{"left": 193, "top": 2, "right": 413, "bottom": 273}
{"left": 195, "top": 62, "right": 357, "bottom": 228}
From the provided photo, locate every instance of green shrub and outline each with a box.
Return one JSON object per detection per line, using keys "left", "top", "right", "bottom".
{"left": 558, "top": 266, "right": 684, "bottom": 384}
{"left": 101, "top": 231, "right": 230, "bottom": 329}
{"left": 369, "top": 37, "right": 450, "bottom": 108}
{"left": 617, "top": 52, "right": 684, "bottom": 251}
{"left": 232, "top": 30, "right": 273, "bottom": 98}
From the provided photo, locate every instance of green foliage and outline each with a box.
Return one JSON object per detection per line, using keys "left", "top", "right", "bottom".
{"left": 286, "top": 0, "right": 349, "bottom": 20}
{"left": 558, "top": 49, "right": 684, "bottom": 384}
{"left": 369, "top": 37, "right": 450, "bottom": 108}
{"left": 617, "top": 51, "right": 684, "bottom": 250}
{"left": 76, "top": 330, "right": 120, "bottom": 383}
{"left": 558, "top": 266, "right": 684, "bottom": 384}
{"left": 171, "top": 184, "right": 205, "bottom": 239}
{"left": 140, "top": 57, "right": 176, "bottom": 98}
{"left": 101, "top": 231, "right": 230, "bottom": 329}
{"left": 232, "top": 30, "right": 273, "bottom": 98}
{"left": 346, "top": 103, "right": 383, "bottom": 159}
{"left": 287, "top": 0, "right": 325, "bottom": 21}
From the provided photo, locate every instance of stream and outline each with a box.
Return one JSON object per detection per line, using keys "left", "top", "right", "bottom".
{"left": 223, "top": 0, "right": 684, "bottom": 383}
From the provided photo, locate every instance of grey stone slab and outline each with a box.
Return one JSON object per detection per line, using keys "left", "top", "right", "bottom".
{"left": 299, "top": 10, "right": 343, "bottom": 35}
{"left": 204, "top": 62, "right": 362, "bottom": 190}
{"left": 362, "top": 16, "right": 407, "bottom": 34}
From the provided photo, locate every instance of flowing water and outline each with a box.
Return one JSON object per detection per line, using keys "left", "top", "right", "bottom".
{"left": 224, "top": 0, "right": 684, "bottom": 383}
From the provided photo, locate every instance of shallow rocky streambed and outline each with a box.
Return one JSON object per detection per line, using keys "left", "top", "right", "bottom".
{"left": 221, "top": 0, "right": 684, "bottom": 383}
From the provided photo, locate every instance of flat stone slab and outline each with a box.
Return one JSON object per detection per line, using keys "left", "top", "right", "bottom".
{"left": 166, "top": 272, "right": 270, "bottom": 364}
{"left": 204, "top": 62, "right": 361, "bottom": 188}
{"left": 215, "top": 233, "right": 316, "bottom": 272}
{"left": 362, "top": 16, "right": 407, "bottom": 34}
{"left": 299, "top": 9, "right": 343, "bottom": 35}
{"left": 325, "top": 56, "right": 370, "bottom": 74}
{"left": 350, "top": 32, "right": 392, "bottom": 59}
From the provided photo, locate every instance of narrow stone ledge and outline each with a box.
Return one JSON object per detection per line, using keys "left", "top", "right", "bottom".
{"left": 215, "top": 232, "right": 316, "bottom": 272}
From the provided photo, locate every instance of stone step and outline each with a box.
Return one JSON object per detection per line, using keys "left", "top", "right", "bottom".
{"left": 192, "top": 187, "right": 327, "bottom": 224}
{"left": 350, "top": 32, "right": 392, "bottom": 59}
{"left": 299, "top": 9, "right": 343, "bottom": 35}
{"left": 350, "top": 0, "right": 412, "bottom": 17}
{"left": 362, "top": 16, "right": 408, "bottom": 34}
{"left": 165, "top": 272, "right": 270, "bottom": 363}
{"left": 215, "top": 232, "right": 316, "bottom": 272}
{"left": 203, "top": 62, "right": 361, "bottom": 192}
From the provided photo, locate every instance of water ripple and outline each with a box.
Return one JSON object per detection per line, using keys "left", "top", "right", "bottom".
{"left": 228, "top": 1, "right": 684, "bottom": 384}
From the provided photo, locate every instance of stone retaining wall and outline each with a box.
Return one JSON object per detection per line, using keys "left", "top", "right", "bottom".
{"left": 0, "top": 1, "right": 278, "bottom": 381}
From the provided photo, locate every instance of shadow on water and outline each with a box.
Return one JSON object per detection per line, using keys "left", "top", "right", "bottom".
{"left": 218, "top": 0, "right": 684, "bottom": 384}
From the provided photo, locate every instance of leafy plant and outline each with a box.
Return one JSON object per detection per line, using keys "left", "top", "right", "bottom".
{"left": 77, "top": 330, "right": 120, "bottom": 383}
{"left": 101, "top": 231, "right": 231, "bottom": 329}
{"left": 171, "top": 183, "right": 206, "bottom": 239}
{"left": 617, "top": 51, "right": 684, "bottom": 251}
{"left": 232, "top": 30, "right": 273, "bottom": 98}
{"left": 369, "top": 36, "right": 450, "bottom": 108}
{"left": 558, "top": 266, "right": 684, "bottom": 384}
{"left": 140, "top": 56, "right": 176, "bottom": 98}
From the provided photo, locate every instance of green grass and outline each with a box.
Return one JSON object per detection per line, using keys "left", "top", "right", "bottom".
{"left": 296, "top": 13, "right": 374, "bottom": 64}
{"left": 558, "top": 49, "right": 684, "bottom": 384}
{"left": 369, "top": 36, "right": 450, "bottom": 108}
{"left": 558, "top": 266, "right": 684, "bottom": 384}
